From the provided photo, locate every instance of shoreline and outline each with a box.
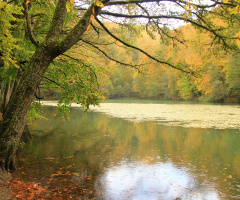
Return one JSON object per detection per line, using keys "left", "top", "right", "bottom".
{"left": 0, "top": 172, "right": 12, "bottom": 200}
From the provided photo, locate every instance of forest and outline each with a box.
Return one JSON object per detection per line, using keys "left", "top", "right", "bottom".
{"left": 98, "top": 23, "right": 240, "bottom": 103}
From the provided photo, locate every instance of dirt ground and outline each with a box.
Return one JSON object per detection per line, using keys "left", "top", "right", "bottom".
{"left": 0, "top": 172, "right": 12, "bottom": 200}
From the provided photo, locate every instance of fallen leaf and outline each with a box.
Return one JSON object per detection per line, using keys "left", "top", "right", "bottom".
{"left": 65, "top": 171, "right": 71, "bottom": 175}
{"left": 66, "top": 165, "right": 72, "bottom": 169}
{"left": 66, "top": 155, "right": 74, "bottom": 159}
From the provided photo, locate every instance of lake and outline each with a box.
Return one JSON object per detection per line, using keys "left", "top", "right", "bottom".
{"left": 14, "top": 100, "right": 240, "bottom": 199}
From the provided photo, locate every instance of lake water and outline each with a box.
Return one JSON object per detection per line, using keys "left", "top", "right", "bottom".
{"left": 14, "top": 100, "right": 240, "bottom": 199}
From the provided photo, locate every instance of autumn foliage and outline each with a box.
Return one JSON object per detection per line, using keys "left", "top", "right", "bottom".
{"left": 95, "top": 22, "right": 240, "bottom": 103}
{"left": 9, "top": 164, "right": 95, "bottom": 199}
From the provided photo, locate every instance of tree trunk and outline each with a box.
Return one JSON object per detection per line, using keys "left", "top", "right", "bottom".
{"left": 1, "top": 78, "right": 14, "bottom": 114}
{"left": 0, "top": 0, "right": 95, "bottom": 172}
{"left": 0, "top": 55, "right": 4, "bottom": 110}
{"left": 0, "top": 44, "right": 57, "bottom": 172}
{"left": 0, "top": 84, "right": 4, "bottom": 108}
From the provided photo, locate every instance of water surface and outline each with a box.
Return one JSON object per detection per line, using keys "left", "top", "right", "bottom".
{"left": 43, "top": 100, "right": 240, "bottom": 129}
{"left": 15, "top": 101, "right": 240, "bottom": 199}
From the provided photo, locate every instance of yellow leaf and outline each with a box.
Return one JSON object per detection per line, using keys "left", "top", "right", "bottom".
{"left": 229, "top": 8, "right": 235, "bottom": 15}
{"left": 235, "top": 5, "right": 239, "bottom": 13}
{"left": 66, "top": 1, "right": 71, "bottom": 12}
{"left": 70, "top": 0, "right": 75, "bottom": 5}
{"left": 96, "top": 0, "right": 104, "bottom": 8}
{"left": 223, "top": 0, "right": 228, "bottom": 3}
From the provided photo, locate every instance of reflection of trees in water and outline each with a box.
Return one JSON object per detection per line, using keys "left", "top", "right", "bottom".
{"left": 25, "top": 106, "right": 240, "bottom": 199}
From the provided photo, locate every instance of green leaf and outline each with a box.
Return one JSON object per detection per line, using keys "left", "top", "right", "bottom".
{"left": 66, "top": 1, "right": 71, "bottom": 12}
{"left": 188, "top": 11, "right": 192, "bottom": 17}
{"left": 193, "top": 4, "right": 197, "bottom": 10}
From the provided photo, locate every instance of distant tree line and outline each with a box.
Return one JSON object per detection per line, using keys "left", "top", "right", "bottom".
{"left": 99, "top": 23, "right": 240, "bottom": 103}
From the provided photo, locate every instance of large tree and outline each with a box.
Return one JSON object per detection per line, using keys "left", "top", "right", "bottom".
{"left": 0, "top": 0, "right": 239, "bottom": 171}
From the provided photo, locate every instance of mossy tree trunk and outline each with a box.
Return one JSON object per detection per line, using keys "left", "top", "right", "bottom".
{"left": 0, "top": 44, "right": 57, "bottom": 171}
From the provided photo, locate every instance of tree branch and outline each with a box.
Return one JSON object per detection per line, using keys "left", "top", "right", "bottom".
{"left": 99, "top": 11, "right": 183, "bottom": 20}
{"left": 136, "top": 3, "right": 186, "bottom": 45}
{"left": 43, "top": 76, "right": 64, "bottom": 88}
{"left": 81, "top": 39, "right": 142, "bottom": 72}
{"left": 95, "top": 17, "right": 192, "bottom": 73}
{"left": 104, "top": 0, "right": 234, "bottom": 9}
{"left": 59, "top": 0, "right": 111, "bottom": 53}
{"left": 105, "top": 0, "right": 169, "bottom": 6}
{"left": 23, "top": 0, "right": 39, "bottom": 47}
{"left": 100, "top": 10, "right": 239, "bottom": 48}
{"left": 45, "top": 0, "right": 67, "bottom": 43}
{"left": 59, "top": 4, "right": 95, "bottom": 53}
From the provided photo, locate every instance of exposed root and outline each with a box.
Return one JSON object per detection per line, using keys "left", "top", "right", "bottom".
{"left": 0, "top": 157, "right": 17, "bottom": 173}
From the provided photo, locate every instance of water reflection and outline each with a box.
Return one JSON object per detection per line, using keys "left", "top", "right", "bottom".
{"left": 96, "top": 161, "right": 220, "bottom": 200}
{"left": 15, "top": 106, "right": 240, "bottom": 199}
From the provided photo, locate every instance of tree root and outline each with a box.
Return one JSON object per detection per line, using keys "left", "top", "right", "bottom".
{"left": 0, "top": 157, "right": 17, "bottom": 173}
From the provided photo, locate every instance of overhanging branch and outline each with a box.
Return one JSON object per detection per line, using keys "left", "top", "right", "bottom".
{"left": 95, "top": 16, "right": 192, "bottom": 73}
{"left": 43, "top": 76, "right": 63, "bottom": 88}
{"left": 136, "top": 3, "right": 186, "bottom": 45}
{"left": 23, "top": 0, "right": 39, "bottom": 47}
{"left": 100, "top": 11, "right": 238, "bottom": 48}
{"left": 81, "top": 39, "right": 143, "bottom": 72}
{"left": 104, "top": 0, "right": 234, "bottom": 9}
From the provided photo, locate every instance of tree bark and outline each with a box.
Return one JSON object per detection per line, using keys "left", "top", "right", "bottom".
{"left": 1, "top": 78, "right": 14, "bottom": 114}
{"left": 0, "top": 44, "right": 57, "bottom": 171}
{"left": 0, "top": 54, "right": 4, "bottom": 110}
